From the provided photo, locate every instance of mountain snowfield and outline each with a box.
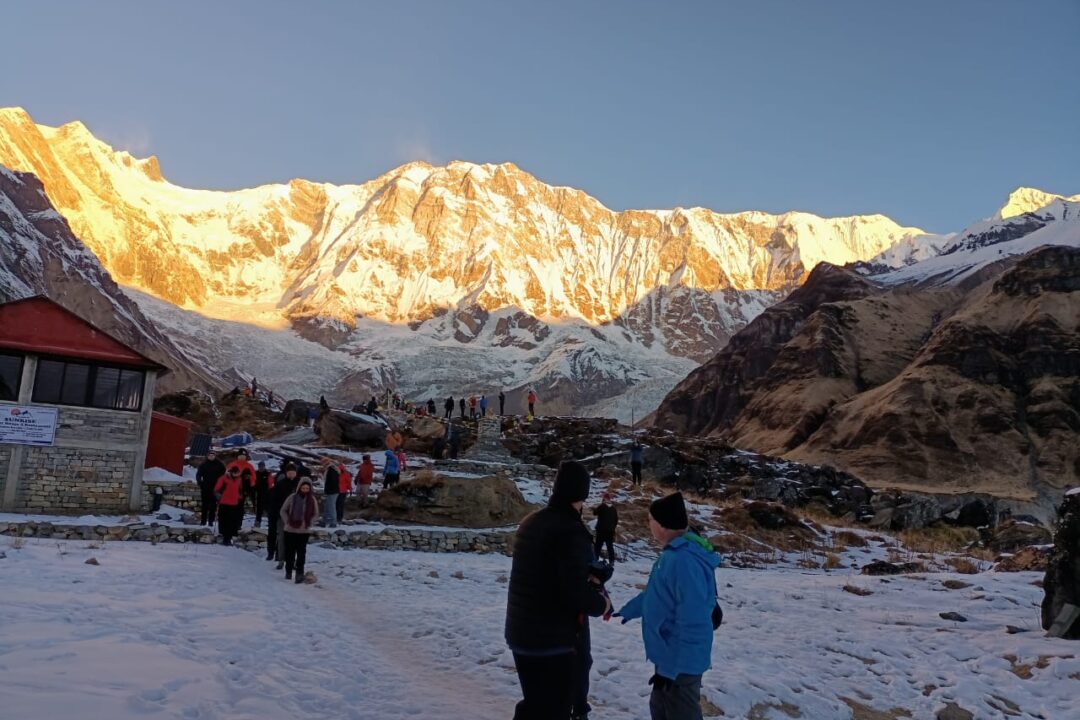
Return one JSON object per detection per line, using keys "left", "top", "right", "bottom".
{"left": 1, "top": 105, "right": 1076, "bottom": 417}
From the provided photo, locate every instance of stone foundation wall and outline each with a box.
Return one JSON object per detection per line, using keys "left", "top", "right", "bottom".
{"left": 13, "top": 446, "right": 135, "bottom": 514}
{"left": 140, "top": 481, "right": 201, "bottom": 512}
{"left": 433, "top": 459, "right": 554, "bottom": 482}
{"left": 0, "top": 520, "right": 513, "bottom": 555}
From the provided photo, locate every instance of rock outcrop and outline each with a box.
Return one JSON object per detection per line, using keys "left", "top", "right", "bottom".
{"left": 315, "top": 410, "right": 388, "bottom": 448}
{"left": 368, "top": 468, "right": 535, "bottom": 528}
{"left": 1042, "top": 491, "right": 1080, "bottom": 638}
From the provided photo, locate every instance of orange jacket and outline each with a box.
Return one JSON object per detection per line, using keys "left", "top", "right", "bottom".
{"left": 357, "top": 461, "right": 375, "bottom": 485}
{"left": 227, "top": 460, "right": 257, "bottom": 487}
{"left": 214, "top": 474, "right": 244, "bottom": 506}
{"left": 527, "top": 391, "right": 537, "bottom": 403}
{"left": 338, "top": 465, "right": 353, "bottom": 494}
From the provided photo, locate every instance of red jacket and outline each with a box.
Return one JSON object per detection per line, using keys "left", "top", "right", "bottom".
{"left": 227, "top": 460, "right": 257, "bottom": 487}
{"left": 214, "top": 474, "right": 244, "bottom": 506}
{"left": 338, "top": 465, "right": 353, "bottom": 494}
{"left": 357, "top": 461, "right": 375, "bottom": 485}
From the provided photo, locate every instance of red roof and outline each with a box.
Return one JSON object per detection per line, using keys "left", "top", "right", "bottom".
{"left": 0, "top": 296, "right": 166, "bottom": 370}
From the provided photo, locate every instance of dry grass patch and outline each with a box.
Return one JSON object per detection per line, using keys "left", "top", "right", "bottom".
{"left": 1003, "top": 654, "right": 1075, "bottom": 679}
{"left": 944, "top": 557, "right": 981, "bottom": 574}
{"left": 841, "top": 698, "right": 913, "bottom": 720}
{"left": 844, "top": 584, "right": 874, "bottom": 597}
{"left": 898, "top": 525, "right": 979, "bottom": 554}
{"left": 823, "top": 552, "right": 844, "bottom": 570}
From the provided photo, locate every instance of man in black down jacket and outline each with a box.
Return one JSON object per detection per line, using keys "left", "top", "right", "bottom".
{"left": 266, "top": 464, "right": 299, "bottom": 564}
{"left": 195, "top": 451, "right": 226, "bottom": 526}
{"left": 505, "top": 460, "right": 610, "bottom": 719}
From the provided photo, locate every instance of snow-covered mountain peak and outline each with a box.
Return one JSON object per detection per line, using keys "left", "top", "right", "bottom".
{"left": 998, "top": 186, "right": 1080, "bottom": 219}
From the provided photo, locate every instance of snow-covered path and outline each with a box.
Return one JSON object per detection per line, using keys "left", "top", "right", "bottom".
{"left": 1, "top": 539, "right": 1077, "bottom": 719}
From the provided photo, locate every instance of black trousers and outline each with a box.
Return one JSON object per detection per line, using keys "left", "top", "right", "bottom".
{"left": 631, "top": 461, "right": 643, "bottom": 485}
{"left": 574, "top": 624, "right": 593, "bottom": 717}
{"left": 217, "top": 504, "right": 243, "bottom": 544}
{"left": 266, "top": 513, "right": 279, "bottom": 559}
{"left": 512, "top": 652, "right": 575, "bottom": 720}
{"left": 499, "top": 400, "right": 505, "bottom": 415}
{"left": 283, "top": 532, "right": 309, "bottom": 577}
{"left": 445, "top": 408, "right": 453, "bottom": 419}
{"left": 255, "top": 487, "right": 269, "bottom": 523}
{"left": 200, "top": 488, "right": 217, "bottom": 525}
{"left": 528, "top": 403, "right": 535, "bottom": 416}
{"left": 335, "top": 493, "right": 346, "bottom": 523}
{"left": 594, "top": 532, "right": 616, "bottom": 563}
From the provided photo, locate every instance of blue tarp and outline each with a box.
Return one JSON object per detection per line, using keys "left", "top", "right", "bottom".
{"left": 220, "top": 432, "right": 254, "bottom": 448}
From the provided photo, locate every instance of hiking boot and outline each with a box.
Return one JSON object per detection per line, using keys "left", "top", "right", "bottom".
{"left": 285, "top": 571, "right": 292, "bottom": 580}
{"left": 294, "top": 574, "right": 304, "bottom": 584}
{"left": 276, "top": 561, "right": 284, "bottom": 570}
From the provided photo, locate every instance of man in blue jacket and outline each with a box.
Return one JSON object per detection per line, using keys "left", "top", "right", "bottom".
{"left": 616, "top": 492, "right": 720, "bottom": 720}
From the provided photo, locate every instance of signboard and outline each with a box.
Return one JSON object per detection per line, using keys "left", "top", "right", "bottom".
{"left": 0, "top": 405, "right": 59, "bottom": 446}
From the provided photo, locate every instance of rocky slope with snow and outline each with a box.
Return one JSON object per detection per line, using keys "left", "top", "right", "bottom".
{"left": 655, "top": 202, "right": 1080, "bottom": 505}
{"left": 0, "top": 165, "right": 221, "bottom": 392}
{"left": 0, "top": 107, "right": 933, "bottom": 415}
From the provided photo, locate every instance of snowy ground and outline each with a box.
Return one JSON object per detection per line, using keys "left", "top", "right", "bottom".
{"left": 2, "top": 539, "right": 1076, "bottom": 720}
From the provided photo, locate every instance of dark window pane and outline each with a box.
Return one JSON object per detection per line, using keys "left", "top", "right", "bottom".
{"left": 32, "top": 359, "right": 64, "bottom": 403}
{"left": 92, "top": 366, "right": 120, "bottom": 408}
{"left": 0, "top": 353, "right": 21, "bottom": 401}
{"left": 60, "top": 363, "right": 90, "bottom": 405}
{"left": 116, "top": 370, "right": 144, "bottom": 410}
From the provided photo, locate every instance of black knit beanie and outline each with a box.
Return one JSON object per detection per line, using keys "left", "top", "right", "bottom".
{"left": 649, "top": 492, "right": 689, "bottom": 530}
{"left": 550, "top": 460, "right": 591, "bottom": 505}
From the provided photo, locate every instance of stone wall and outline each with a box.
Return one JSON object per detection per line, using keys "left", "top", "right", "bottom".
{"left": 53, "top": 407, "right": 139, "bottom": 443}
{"left": 140, "top": 481, "right": 202, "bottom": 512}
{"left": 13, "top": 446, "right": 135, "bottom": 514}
{"left": 0, "top": 519, "right": 513, "bottom": 555}
{"left": 433, "top": 459, "right": 554, "bottom": 482}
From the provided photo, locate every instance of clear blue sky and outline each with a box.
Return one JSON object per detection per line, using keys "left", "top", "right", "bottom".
{"left": 5, "top": 0, "right": 1078, "bottom": 232}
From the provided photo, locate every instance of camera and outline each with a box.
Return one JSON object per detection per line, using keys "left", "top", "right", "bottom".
{"left": 588, "top": 559, "right": 614, "bottom": 584}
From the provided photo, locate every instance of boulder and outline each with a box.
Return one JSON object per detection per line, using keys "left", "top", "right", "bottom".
{"left": 281, "top": 399, "right": 317, "bottom": 426}
{"left": 369, "top": 468, "right": 536, "bottom": 528}
{"left": 860, "top": 560, "right": 927, "bottom": 576}
{"left": 316, "top": 410, "right": 387, "bottom": 448}
{"left": 994, "top": 546, "right": 1052, "bottom": 573}
{"left": 746, "top": 501, "right": 802, "bottom": 530}
{"left": 987, "top": 520, "right": 1052, "bottom": 553}
{"left": 1042, "top": 491, "right": 1080, "bottom": 638}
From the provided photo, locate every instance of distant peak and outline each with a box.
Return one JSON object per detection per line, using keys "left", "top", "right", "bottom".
{"left": 999, "top": 187, "right": 1080, "bottom": 219}
{"left": 139, "top": 155, "right": 163, "bottom": 182}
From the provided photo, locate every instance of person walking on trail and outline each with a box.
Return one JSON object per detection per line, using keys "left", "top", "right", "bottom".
{"left": 505, "top": 461, "right": 611, "bottom": 720}
{"left": 527, "top": 389, "right": 537, "bottom": 417}
{"left": 320, "top": 458, "right": 340, "bottom": 528}
{"left": 615, "top": 492, "right": 721, "bottom": 720}
{"left": 336, "top": 462, "right": 352, "bottom": 523}
{"left": 593, "top": 492, "right": 619, "bottom": 563}
{"left": 356, "top": 454, "right": 375, "bottom": 507}
{"left": 631, "top": 442, "right": 644, "bottom": 485}
{"left": 214, "top": 466, "right": 245, "bottom": 546}
{"left": 479, "top": 394, "right": 489, "bottom": 417}
{"left": 469, "top": 395, "right": 478, "bottom": 419}
{"left": 267, "top": 464, "right": 298, "bottom": 565}
{"left": 196, "top": 451, "right": 225, "bottom": 526}
{"left": 444, "top": 396, "right": 455, "bottom": 419}
{"left": 499, "top": 390, "right": 506, "bottom": 416}
{"left": 459, "top": 397, "right": 467, "bottom": 418}
{"left": 254, "top": 461, "right": 273, "bottom": 527}
{"left": 426, "top": 398, "right": 436, "bottom": 416}
{"left": 383, "top": 447, "right": 401, "bottom": 488}
{"left": 280, "top": 477, "right": 319, "bottom": 583}
{"left": 227, "top": 451, "right": 257, "bottom": 515}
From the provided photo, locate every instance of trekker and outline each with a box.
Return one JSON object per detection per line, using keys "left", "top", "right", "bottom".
{"left": 593, "top": 492, "right": 619, "bottom": 563}
{"left": 631, "top": 442, "right": 644, "bottom": 485}
{"left": 527, "top": 389, "right": 537, "bottom": 417}
{"left": 254, "top": 461, "right": 273, "bottom": 527}
{"left": 337, "top": 462, "right": 352, "bottom": 523}
{"left": 226, "top": 451, "right": 257, "bottom": 517}
{"left": 280, "top": 477, "right": 319, "bottom": 583}
{"left": 320, "top": 458, "right": 340, "bottom": 528}
{"left": 448, "top": 428, "right": 462, "bottom": 460}
{"left": 366, "top": 396, "right": 378, "bottom": 416}
{"left": 356, "top": 454, "right": 375, "bottom": 507}
{"left": 479, "top": 394, "right": 488, "bottom": 417}
{"left": 196, "top": 451, "right": 225, "bottom": 526}
{"left": 427, "top": 398, "right": 437, "bottom": 416}
{"left": 214, "top": 467, "right": 245, "bottom": 546}
{"left": 267, "top": 464, "right": 298, "bottom": 564}
{"left": 469, "top": 395, "right": 478, "bottom": 419}
{"left": 383, "top": 447, "right": 401, "bottom": 488}
{"left": 395, "top": 449, "right": 407, "bottom": 474}
{"left": 616, "top": 492, "right": 720, "bottom": 720}
{"left": 459, "top": 397, "right": 466, "bottom": 418}
{"left": 505, "top": 461, "right": 611, "bottom": 720}
{"left": 499, "top": 390, "right": 506, "bottom": 416}
{"left": 444, "top": 396, "right": 455, "bottom": 419}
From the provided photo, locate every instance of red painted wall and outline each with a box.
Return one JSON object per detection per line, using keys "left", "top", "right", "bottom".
{"left": 145, "top": 412, "right": 193, "bottom": 476}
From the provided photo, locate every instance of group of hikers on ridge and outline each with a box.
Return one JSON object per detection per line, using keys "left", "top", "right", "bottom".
{"left": 361, "top": 387, "right": 540, "bottom": 421}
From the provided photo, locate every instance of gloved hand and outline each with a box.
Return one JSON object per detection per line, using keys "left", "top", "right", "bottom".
{"left": 648, "top": 674, "right": 673, "bottom": 691}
